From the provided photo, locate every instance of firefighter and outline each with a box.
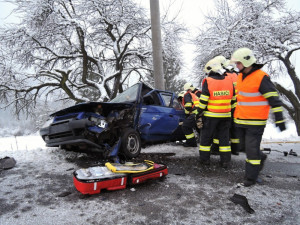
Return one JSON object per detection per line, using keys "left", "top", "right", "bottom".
{"left": 230, "top": 47, "right": 286, "bottom": 187}
{"left": 213, "top": 55, "right": 240, "bottom": 155}
{"left": 193, "top": 87, "right": 202, "bottom": 98}
{"left": 177, "top": 91, "right": 186, "bottom": 107}
{"left": 181, "top": 82, "right": 200, "bottom": 147}
{"left": 198, "top": 58, "right": 236, "bottom": 168}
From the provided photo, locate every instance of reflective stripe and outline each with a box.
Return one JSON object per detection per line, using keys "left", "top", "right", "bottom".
{"left": 246, "top": 159, "right": 261, "bottom": 165}
{"left": 232, "top": 96, "right": 236, "bottom": 100}
{"left": 199, "top": 103, "right": 207, "bottom": 109}
{"left": 213, "top": 139, "right": 219, "bottom": 144}
{"left": 238, "top": 101, "right": 269, "bottom": 106}
{"left": 208, "top": 99, "right": 231, "bottom": 104}
{"left": 271, "top": 106, "right": 283, "bottom": 113}
{"left": 185, "top": 133, "right": 195, "bottom": 139}
{"left": 275, "top": 120, "right": 285, "bottom": 124}
{"left": 200, "top": 95, "right": 209, "bottom": 101}
{"left": 230, "top": 138, "right": 240, "bottom": 144}
{"left": 192, "top": 109, "right": 198, "bottom": 114}
{"left": 263, "top": 92, "right": 278, "bottom": 98}
{"left": 204, "top": 111, "right": 231, "bottom": 118}
{"left": 232, "top": 102, "right": 237, "bottom": 108}
{"left": 185, "top": 102, "right": 192, "bottom": 107}
{"left": 199, "top": 145, "right": 210, "bottom": 152}
{"left": 194, "top": 100, "right": 200, "bottom": 107}
{"left": 185, "top": 109, "right": 199, "bottom": 115}
{"left": 234, "top": 118, "right": 267, "bottom": 126}
{"left": 219, "top": 146, "right": 231, "bottom": 152}
{"left": 239, "top": 91, "right": 262, "bottom": 97}
{"left": 207, "top": 105, "right": 232, "bottom": 110}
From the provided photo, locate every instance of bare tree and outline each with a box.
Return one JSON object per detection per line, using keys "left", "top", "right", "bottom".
{"left": 0, "top": 0, "right": 152, "bottom": 116}
{"left": 193, "top": 0, "right": 300, "bottom": 135}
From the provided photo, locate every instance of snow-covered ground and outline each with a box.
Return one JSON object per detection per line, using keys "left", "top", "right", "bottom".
{"left": 0, "top": 122, "right": 299, "bottom": 225}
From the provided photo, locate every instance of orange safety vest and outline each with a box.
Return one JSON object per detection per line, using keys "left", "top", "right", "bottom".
{"left": 206, "top": 76, "right": 233, "bottom": 113}
{"left": 182, "top": 92, "right": 199, "bottom": 114}
{"left": 226, "top": 72, "right": 238, "bottom": 87}
{"left": 234, "top": 70, "right": 270, "bottom": 120}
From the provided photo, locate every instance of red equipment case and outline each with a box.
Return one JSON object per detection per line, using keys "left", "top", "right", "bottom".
{"left": 128, "top": 164, "right": 168, "bottom": 185}
{"left": 73, "top": 163, "right": 168, "bottom": 195}
{"left": 73, "top": 167, "right": 127, "bottom": 195}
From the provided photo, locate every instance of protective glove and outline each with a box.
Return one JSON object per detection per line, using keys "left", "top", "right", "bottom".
{"left": 277, "top": 122, "right": 286, "bottom": 132}
{"left": 196, "top": 117, "right": 203, "bottom": 129}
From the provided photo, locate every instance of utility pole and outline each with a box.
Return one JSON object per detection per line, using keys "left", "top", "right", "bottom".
{"left": 150, "top": 0, "right": 165, "bottom": 90}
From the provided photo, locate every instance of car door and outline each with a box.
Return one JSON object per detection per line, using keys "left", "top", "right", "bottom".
{"left": 138, "top": 90, "right": 185, "bottom": 142}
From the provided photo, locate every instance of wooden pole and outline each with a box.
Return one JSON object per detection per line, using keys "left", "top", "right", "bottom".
{"left": 150, "top": 0, "right": 165, "bottom": 90}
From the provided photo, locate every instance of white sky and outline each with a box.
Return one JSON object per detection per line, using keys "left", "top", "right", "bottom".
{"left": 0, "top": 0, "right": 299, "bottom": 82}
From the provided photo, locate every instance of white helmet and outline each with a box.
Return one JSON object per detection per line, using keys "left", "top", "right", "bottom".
{"left": 230, "top": 47, "right": 257, "bottom": 67}
{"left": 184, "top": 82, "right": 195, "bottom": 91}
{"left": 178, "top": 91, "right": 185, "bottom": 98}
{"left": 214, "top": 55, "right": 230, "bottom": 68}
{"left": 204, "top": 58, "right": 226, "bottom": 75}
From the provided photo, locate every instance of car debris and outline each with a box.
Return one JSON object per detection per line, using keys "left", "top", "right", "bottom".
{"left": 0, "top": 156, "right": 16, "bottom": 170}
{"left": 261, "top": 148, "right": 298, "bottom": 157}
{"left": 229, "top": 193, "right": 255, "bottom": 214}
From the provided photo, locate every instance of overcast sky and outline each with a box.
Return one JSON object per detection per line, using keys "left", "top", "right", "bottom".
{"left": 0, "top": 0, "right": 299, "bottom": 83}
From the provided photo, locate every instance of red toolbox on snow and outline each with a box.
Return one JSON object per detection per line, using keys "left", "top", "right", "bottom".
{"left": 73, "top": 161, "right": 168, "bottom": 195}
{"left": 73, "top": 167, "right": 127, "bottom": 195}
{"left": 128, "top": 164, "right": 168, "bottom": 185}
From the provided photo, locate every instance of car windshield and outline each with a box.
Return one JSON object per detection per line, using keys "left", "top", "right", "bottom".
{"left": 109, "top": 83, "right": 139, "bottom": 103}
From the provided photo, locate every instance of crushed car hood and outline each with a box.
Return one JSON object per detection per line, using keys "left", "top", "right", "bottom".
{"left": 50, "top": 102, "right": 134, "bottom": 117}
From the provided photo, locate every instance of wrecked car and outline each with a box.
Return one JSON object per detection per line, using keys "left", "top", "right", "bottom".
{"left": 40, "top": 83, "right": 186, "bottom": 160}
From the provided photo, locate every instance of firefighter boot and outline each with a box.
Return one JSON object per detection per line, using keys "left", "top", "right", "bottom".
{"left": 199, "top": 158, "right": 210, "bottom": 166}
{"left": 243, "top": 179, "right": 256, "bottom": 187}
{"left": 199, "top": 151, "right": 210, "bottom": 166}
{"left": 220, "top": 161, "right": 230, "bottom": 169}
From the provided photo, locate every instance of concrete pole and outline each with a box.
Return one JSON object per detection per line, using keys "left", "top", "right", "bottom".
{"left": 150, "top": 0, "right": 165, "bottom": 90}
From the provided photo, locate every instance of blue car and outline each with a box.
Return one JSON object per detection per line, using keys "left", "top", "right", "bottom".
{"left": 40, "top": 83, "right": 186, "bottom": 160}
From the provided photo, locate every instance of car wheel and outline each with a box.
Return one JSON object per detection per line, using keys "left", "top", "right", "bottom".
{"left": 120, "top": 128, "right": 141, "bottom": 159}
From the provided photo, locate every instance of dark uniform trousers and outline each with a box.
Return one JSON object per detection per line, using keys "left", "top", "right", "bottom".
{"left": 200, "top": 117, "right": 231, "bottom": 163}
{"left": 211, "top": 118, "right": 240, "bottom": 155}
{"left": 230, "top": 119, "right": 240, "bottom": 154}
{"left": 182, "top": 114, "right": 197, "bottom": 145}
{"left": 235, "top": 125, "right": 265, "bottom": 181}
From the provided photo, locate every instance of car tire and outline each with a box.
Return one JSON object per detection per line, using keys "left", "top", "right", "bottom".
{"left": 120, "top": 128, "right": 141, "bottom": 159}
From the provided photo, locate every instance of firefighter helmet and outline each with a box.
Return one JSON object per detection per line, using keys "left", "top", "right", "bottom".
{"left": 204, "top": 58, "right": 225, "bottom": 75}
{"left": 214, "top": 55, "right": 230, "bottom": 68}
{"left": 230, "top": 47, "right": 257, "bottom": 67}
{"left": 184, "top": 82, "right": 195, "bottom": 91}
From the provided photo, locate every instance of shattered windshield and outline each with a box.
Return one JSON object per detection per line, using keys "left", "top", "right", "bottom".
{"left": 109, "top": 83, "right": 139, "bottom": 103}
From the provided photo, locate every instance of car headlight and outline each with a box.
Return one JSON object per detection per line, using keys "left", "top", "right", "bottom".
{"left": 42, "top": 118, "right": 53, "bottom": 128}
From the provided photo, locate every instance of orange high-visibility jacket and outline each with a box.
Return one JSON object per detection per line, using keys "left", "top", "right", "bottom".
{"left": 206, "top": 76, "right": 234, "bottom": 113}
{"left": 182, "top": 92, "right": 199, "bottom": 114}
{"left": 234, "top": 70, "right": 270, "bottom": 120}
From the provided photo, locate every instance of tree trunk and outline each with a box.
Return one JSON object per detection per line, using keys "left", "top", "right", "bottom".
{"left": 275, "top": 52, "right": 300, "bottom": 136}
{"left": 275, "top": 83, "right": 300, "bottom": 136}
{"left": 294, "top": 106, "right": 300, "bottom": 136}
